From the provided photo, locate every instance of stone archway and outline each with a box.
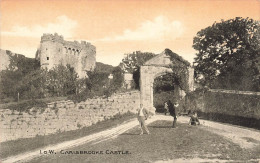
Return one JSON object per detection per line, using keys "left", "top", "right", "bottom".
{"left": 140, "top": 49, "right": 194, "bottom": 114}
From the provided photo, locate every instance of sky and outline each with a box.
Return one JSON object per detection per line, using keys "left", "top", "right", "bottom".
{"left": 1, "top": 0, "right": 259, "bottom": 66}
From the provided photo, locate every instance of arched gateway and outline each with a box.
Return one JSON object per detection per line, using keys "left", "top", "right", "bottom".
{"left": 140, "top": 49, "right": 194, "bottom": 114}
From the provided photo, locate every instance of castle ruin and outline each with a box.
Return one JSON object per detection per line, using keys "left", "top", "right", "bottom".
{"left": 36, "top": 33, "right": 96, "bottom": 78}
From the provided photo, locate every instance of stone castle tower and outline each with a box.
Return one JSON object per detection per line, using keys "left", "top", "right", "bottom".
{"left": 35, "top": 33, "right": 96, "bottom": 78}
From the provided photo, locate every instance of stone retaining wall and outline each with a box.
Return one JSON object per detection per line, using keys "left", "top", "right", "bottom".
{"left": 186, "top": 89, "right": 260, "bottom": 119}
{"left": 0, "top": 91, "right": 140, "bottom": 142}
{"left": 184, "top": 89, "right": 260, "bottom": 129}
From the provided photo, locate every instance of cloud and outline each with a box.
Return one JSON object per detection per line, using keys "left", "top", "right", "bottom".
{"left": 98, "top": 16, "right": 184, "bottom": 42}
{"left": 2, "top": 15, "right": 77, "bottom": 38}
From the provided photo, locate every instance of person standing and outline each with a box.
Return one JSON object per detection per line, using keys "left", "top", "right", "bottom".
{"left": 137, "top": 104, "right": 150, "bottom": 135}
{"left": 168, "top": 100, "right": 178, "bottom": 128}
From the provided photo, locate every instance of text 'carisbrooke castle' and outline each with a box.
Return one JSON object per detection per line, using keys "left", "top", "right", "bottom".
{"left": 36, "top": 33, "right": 96, "bottom": 78}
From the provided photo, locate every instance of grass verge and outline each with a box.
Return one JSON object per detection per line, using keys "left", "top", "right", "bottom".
{"left": 0, "top": 111, "right": 136, "bottom": 159}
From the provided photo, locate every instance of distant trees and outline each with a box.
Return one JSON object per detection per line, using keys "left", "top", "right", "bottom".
{"left": 0, "top": 51, "right": 82, "bottom": 101}
{"left": 46, "top": 65, "right": 78, "bottom": 97}
{"left": 193, "top": 17, "right": 260, "bottom": 91}
{"left": 16, "top": 69, "right": 48, "bottom": 99}
{"left": 86, "top": 66, "right": 124, "bottom": 98}
{"left": 154, "top": 73, "right": 175, "bottom": 93}
{"left": 0, "top": 54, "right": 41, "bottom": 100}
{"left": 0, "top": 64, "right": 80, "bottom": 101}
{"left": 111, "top": 66, "right": 124, "bottom": 89}
{"left": 86, "top": 70, "right": 110, "bottom": 93}
{"left": 0, "top": 54, "right": 127, "bottom": 103}
{"left": 119, "top": 51, "right": 156, "bottom": 89}
{"left": 68, "top": 65, "right": 124, "bottom": 102}
{"left": 120, "top": 51, "right": 156, "bottom": 74}
{"left": 95, "top": 62, "right": 115, "bottom": 74}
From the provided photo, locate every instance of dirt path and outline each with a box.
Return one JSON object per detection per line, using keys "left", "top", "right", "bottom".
{"left": 200, "top": 119, "right": 260, "bottom": 149}
{"left": 2, "top": 115, "right": 260, "bottom": 163}
{"left": 161, "top": 115, "right": 260, "bottom": 149}
{"left": 1, "top": 117, "right": 158, "bottom": 163}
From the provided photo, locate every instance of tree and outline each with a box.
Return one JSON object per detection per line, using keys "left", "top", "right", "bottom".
{"left": 46, "top": 64, "right": 78, "bottom": 96}
{"left": 153, "top": 53, "right": 188, "bottom": 93}
{"left": 193, "top": 17, "right": 260, "bottom": 91}
{"left": 0, "top": 54, "right": 41, "bottom": 100}
{"left": 119, "top": 51, "right": 156, "bottom": 73}
{"left": 17, "top": 69, "right": 48, "bottom": 99}
{"left": 132, "top": 67, "right": 140, "bottom": 89}
{"left": 154, "top": 73, "right": 175, "bottom": 93}
{"left": 86, "top": 70, "right": 110, "bottom": 94}
{"left": 0, "top": 70, "right": 23, "bottom": 99}
{"left": 119, "top": 51, "right": 156, "bottom": 89}
{"left": 111, "top": 66, "right": 124, "bottom": 89}
{"left": 164, "top": 49, "right": 190, "bottom": 92}
{"left": 6, "top": 52, "right": 40, "bottom": 74}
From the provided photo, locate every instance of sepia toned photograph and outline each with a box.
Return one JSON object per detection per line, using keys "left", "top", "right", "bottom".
{"left": 0, "top": 0, "right": 260, "bottom": 162}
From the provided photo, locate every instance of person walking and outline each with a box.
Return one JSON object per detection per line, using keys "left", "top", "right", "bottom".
{"left": 137, "top": 104, "right": 150, "bottom": 135}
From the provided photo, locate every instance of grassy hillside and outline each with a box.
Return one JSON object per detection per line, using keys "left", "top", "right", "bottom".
{"left": 95, "top": 62, "right": 115, "bottom": 74}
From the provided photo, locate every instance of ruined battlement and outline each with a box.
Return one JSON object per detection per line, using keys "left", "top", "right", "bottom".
{"left": 41, "top": 33, "right": 95, "bottom": 50}
{"left": 37, "top": 33, "right": 96, "bottom": 78}
{"left": 41, "top": 33, "right": 64, "bottom": 43}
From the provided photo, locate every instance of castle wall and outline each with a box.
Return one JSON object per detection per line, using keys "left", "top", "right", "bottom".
{"left": 39, "top": 40, "right": 64, "bottom": 69}
{"left": 0, "top": 91, "right": 140, "bottom": 142}
{"left": 81, "top": 43, "right": 96, "bottom": 72}
{"left": 37, "top": 33, "right": 96, "bottom": 78}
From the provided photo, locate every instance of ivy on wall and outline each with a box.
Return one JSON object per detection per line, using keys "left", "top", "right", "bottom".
{"left": 164, "top": 49, "right": 190, "bottom": 92}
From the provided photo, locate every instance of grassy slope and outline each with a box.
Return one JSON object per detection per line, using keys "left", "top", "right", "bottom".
{"left": 0, "top": 112, "right": 136, "bottom": 159}
{"left": 95, "top": 62, "right": 115, "bottom": 74}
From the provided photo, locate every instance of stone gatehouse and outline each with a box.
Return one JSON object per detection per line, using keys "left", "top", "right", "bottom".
{"left": 140, "top": 49, "right": 194, "bottom": 113}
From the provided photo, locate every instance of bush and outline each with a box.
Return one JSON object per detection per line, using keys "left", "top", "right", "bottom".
{"left": 0, "top": 64, "right": 79, "bottom": 101}
{"left": 203, "top": 91, "right": 260, "bottom": 117}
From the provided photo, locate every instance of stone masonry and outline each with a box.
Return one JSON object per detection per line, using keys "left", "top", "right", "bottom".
{"left": 35, "top": 33, "right": 96, "bottom": 78}
{"left": 140, "top": 49, "right": 194, "bottom": 114}
{"left": 0, "top": 91, "right": 140, "bottom": 142}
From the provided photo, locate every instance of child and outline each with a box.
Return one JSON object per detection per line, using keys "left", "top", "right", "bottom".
{"left": 188, "top": 111, "right": 200, "bottom": 126}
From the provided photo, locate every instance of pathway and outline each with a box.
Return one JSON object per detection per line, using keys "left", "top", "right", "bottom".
{"left": 2, "top": 115, "right": 260, "bottom": 163}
